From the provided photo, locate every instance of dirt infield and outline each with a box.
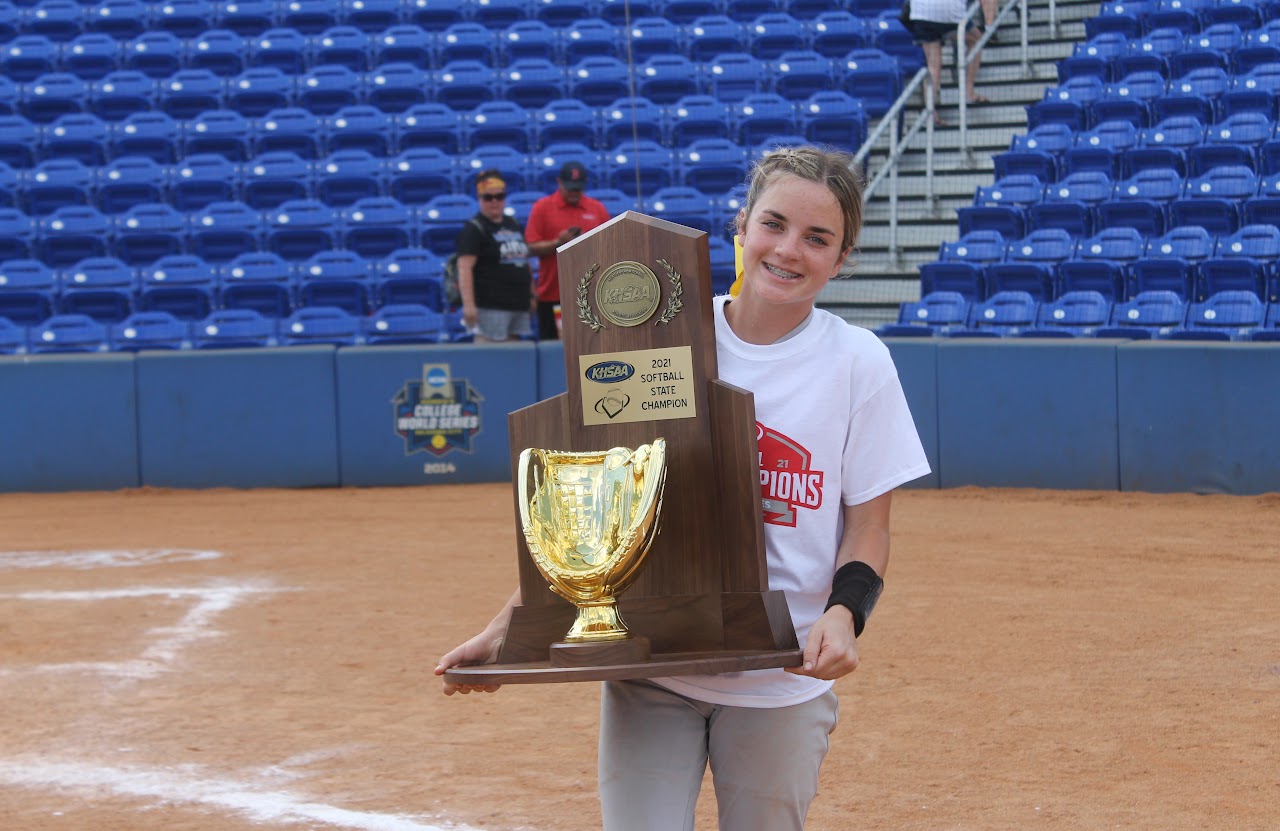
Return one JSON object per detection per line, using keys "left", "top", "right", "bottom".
{"left": 1, "top": 484, "right": 1277, "bottom": 831}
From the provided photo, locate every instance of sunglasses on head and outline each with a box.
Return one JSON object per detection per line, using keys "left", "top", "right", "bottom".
{"left": 480, "top": 192, "right": 507, "bottom": 202}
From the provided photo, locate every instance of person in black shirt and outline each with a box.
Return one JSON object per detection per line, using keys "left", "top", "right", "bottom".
{"left": 454, "top": 169, "right": 536, "bottom": 342}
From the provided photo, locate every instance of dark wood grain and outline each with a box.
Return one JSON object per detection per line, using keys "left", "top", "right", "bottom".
{"left": 443, "top": 649, "right": 805, "bottom": 686}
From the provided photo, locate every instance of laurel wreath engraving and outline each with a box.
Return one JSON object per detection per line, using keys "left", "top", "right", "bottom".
{"left": 656, "top": 259, "right": 683, "bottom": 325}
{"left": 576, "top": 264, "right": 604, "bottom": 331}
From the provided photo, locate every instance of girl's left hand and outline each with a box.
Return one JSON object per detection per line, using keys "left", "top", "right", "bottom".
{"left": 784, "top": 605, "right": 860, "bottom": 680}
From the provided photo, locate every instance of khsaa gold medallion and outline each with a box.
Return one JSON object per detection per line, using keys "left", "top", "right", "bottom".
{"left": 595, "top": 261, "right": 662, "bottom": 327}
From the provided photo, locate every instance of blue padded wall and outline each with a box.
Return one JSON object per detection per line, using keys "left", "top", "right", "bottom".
{"left": 936, "top": 340, "right": 1121, "bottom": 490}
{"left": 135, "top": 347, "right": 340, "bottom": 488}
{"left": 0, "top": 354, "right": 139, "bottom": 493}
{"left": 536, "top": 339, "right": 567, "bottom": 402}
{"left": 1117, "top": 342, "right": 1280, "bottom": 495}
{"left": 335, "top": 342, "right": 538, "bottom": 485}
{"left": 884, "top": 339, "right": 940, "bottom": 489}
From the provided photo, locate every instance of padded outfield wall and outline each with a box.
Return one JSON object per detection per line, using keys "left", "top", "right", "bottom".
{"left": 0, "top": 339, "right": 1277, "bottom": 495}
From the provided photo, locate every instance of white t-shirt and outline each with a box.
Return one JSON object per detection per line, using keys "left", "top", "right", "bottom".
{"left": 910, "top": 0, "right": 966, "bottom": 24}
{"left": 653, "top": 295, "right": 931, "bottom": 708}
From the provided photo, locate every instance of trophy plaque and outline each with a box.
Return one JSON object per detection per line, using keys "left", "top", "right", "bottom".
{"left": 444, "top": 212, "right": 802, "bottom": 685}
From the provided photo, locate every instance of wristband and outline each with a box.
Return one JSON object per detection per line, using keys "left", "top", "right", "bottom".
{"left": 824, "top": 561, "right": 884, "bottom": 637}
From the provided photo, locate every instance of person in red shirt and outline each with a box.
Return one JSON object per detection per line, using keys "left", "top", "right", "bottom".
{"left": 524, "top": 161, "right": 612, "bottom": 340}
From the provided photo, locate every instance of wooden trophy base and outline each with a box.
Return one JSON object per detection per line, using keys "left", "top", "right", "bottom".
{"left": 549, "top": 636, "right": 650, "bottom": 668}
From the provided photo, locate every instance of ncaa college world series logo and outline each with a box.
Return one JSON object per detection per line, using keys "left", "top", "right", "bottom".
{"left": 757, "top": 423, "right": 824, "bottom": 527}
{"left": 393, "top": 364, "right": 483, "bottom": 472}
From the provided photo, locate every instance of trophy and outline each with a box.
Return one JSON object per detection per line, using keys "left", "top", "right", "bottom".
{"left": 443, "top": 213, "right": 801, "bottom": 685}
{"left": 518, "top": 441, "right": 667, "bottom": 666}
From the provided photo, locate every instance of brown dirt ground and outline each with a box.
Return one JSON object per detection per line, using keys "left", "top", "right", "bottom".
{"left": 1, "top": 485, "right": 1278, "bottom": 831}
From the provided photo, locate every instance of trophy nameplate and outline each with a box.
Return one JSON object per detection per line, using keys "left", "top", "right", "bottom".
{"left": 444, "top": 212, "right": 802, "bottom": 685}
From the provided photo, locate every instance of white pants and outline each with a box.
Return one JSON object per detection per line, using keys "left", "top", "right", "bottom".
{"left": 598, "top": 679, "right": 839, "bottom": 831}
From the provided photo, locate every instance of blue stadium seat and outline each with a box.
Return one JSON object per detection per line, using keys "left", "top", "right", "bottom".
{"left": 0, "top": 208, "right": 37, "bottom": 263}
{"left": 1058, "top": 225, "right": 1145, "bottom": 299}
{"left": 1233, "top": 20, "right": 1280, "bottom": 75}
{"left": 729, "top": 93, "right": 797, "bottom": 150}
{"left": 137, "top": 254, "right": 217, "bottom": 319}
{"left": 416, "top": 193, "right": 475, "bottom": 256}
{"left": 110, "top": 309, "right": 191, "bottom": 350}
{"left": 186, "top": 29, "right": 248, "bottom": 77}
{"left": 20, "top": 0, "right": 86, "bottom": 42}
{"left": 185, "top": 108, "right": 256, "bottom": 162}
{"left": 1123, "top": 115, "right": 1205, "bottom": 176}
{"left": 157, "top": 69, "right": 225, "bottom": 120}
{"left": 1219, "top": 62, "right": 1280, "bottom": 120}
{"left": 1030, "top": 290, "right": 1112, "bottom": 336}
{"left": 310, "top": 25, "right": 372, "bottom": 71}
{"left": 600, "top": 96, "right": 665, "bottom": 147}
{"left": 869, "top": 13, "right": 923, "bottom": 78}
{"left": 497, "top": 58, "right": 567, "bottom": 110}
{"left": 1064, "top": 119, "right": 1138, "bottom": 177}
{"left": 385, "top": 146, "right": 456, "bottom": 204}
{"left": 107, "top": 111, "right": 178, "bottom": 164}
{"left": 112, "top": 202, "right": 186, "bottom": 265}
{"left": 167, "top": 153, "right": 238, "bottom": 210}
{"left": 1096, "top": 289, "right": 1185, "bottom": 337}
{"left": 684, "top": 15, "right": 744, "bottom": 62}
{"left": 29, "top": 313, "right": 111, "bottom": 353}
{"left": 664, "top": 0, "right": 725, "bottom": 25}
{"left": 393, "top": 102, "right": 464, "bottom": 154}
{"left": 322, "top": 104, "right": 394, "bottom": 156}
{"left": 187, "top": 200, "right": 266, "bottom": 263}
{"left": 606, "top": 139, "right": 675, "bottom": 196}
{"left": 1197, "top": 222, "right": 1279, "bottom": 298}
{"left": 502, "top": 189, "right": 540, "bottom": 225}
{"left": 667, "top": 94, "right": 730, "bottom": 146}
{"left": 1028, "top": 170, "right": 1114, "bottom": 236}
{"left": 403, "top": 0, "right": 467, "bottom": 31}
{"left": 1143, "top": 0, "right": 1204, "bottom": 36}
{"left": 0, "top": 162, "right": 15, "bottom": 208}
{"left": 839, "top": 47, "right": 901, "bottom": 119}
{"left": 562, "top": 17, "right": 621, "bottom": 64}
{"left": 265, "top": 198, "right": 339, "bottom": 259}
{"left": 1169, "top": 164, "right": 1255, "bottom": 234}
{"left": 706, "top": 52, "right": 768, "bottom": 103}
{"left": 771, "top": 50, "right": 834, "bottom": 101}
{"left": 625, "top": 17, "right": 684, "bottom": 62}
{"left": 39, "top": 112, "right": 109, "bottom": 166}
{"left": 463, "top": 99, "right": 535, "bottom": 152}
{"left": 0, "top": 115, "right": 39, "bottom": 168}
{"left": 678, "top": 137, "right": 749, "bottom": 195}
{"left": 1151, "top": 65, "right": 1229, "bottom": 124}
{"left": 957, "top": 175, "right": 1045, "bottom": 239}
{"left": 18, "top": 157, "right": 92, "bottom": 216}
{"left": 498, "top": 20, "right": 560, "bottom": 63}
{"left": 530, "top": 141, "right": 600, "bottom": 191}
{"left": 469, "top": 0, "right": 528, "bottom": 30}
{"left": 241, "top": 150, "right": 312, "bottom": 209}
{"left": 296, "top": 64, "right": 361, "bottom": 115}
{"left": 1095, "top": 166, "right": 1186, "bottom": 235}
{"left": 1058, "top": 33, "right": 1129, "bottom": 83}
{"left": 964, "top": 290, "right": 1040, "bottom": 336}
{"left": 435, "top": 21, "right": 498, "bottom": 65}
{"left": 37, "top": 205, "right": 110, "bottom": 267}
{"left": 994, "top": 124, "right": 1075, "bottom": 183}
{"left": 1172, "top": 289, "right": 1265, "bottom": 339}
{"left": 636, "top": 54, "right": 701, "bottom": 106}
{"left": 218, "top": 250, "right": 295, "bottom": 316}
{"left": 1090, "top": 71, "right": 1167, "bottom": 128}
{"left": 1129, "top": 223, "right": 1214, "bottom": 297}
{"left": 152, "top": 0, "right": 217, "bottom": 39}
{"left": 746, "top": 12, "right": 806, "bottom": 60}
{"left": 533, "top": 98, "right": 599, "bottom": 151}
{"left": 372, "top": 247, "right": 445, "bottom": 310}
{"left": 86, "top": 69, "right": 154, "bottom": 122}
{"left": 1026, "top": 76, "right": 1105, "bottom": 131}
{"left": 643, "top": 186, "right": 714, "bottom": 232}
{"left": 373, "top": 24, "right": 434, "bottom": 68}
{"left": 707, "top": 233, "right": 735, "bottom": 292}
{"left": 123, "top": 31, "right": 184, "bottom": 79}
{"left": 1169, "top": 24, "right": 1242, "bottom": 76}
{"left": 227, "top": 66, "right": 295, "bottom": 117}
{"left": 191, "top": 308, "right": 278, "bottom": 347}
{"left": 278, "top": 0, "right": 341, "bottom": 35}
{"left": 806, "top": 11, "right": 869, "bottom": 59}
{"left": 796, "top": 90, "right": 865, "bottom": 149}
{"left": 531, "top": 0, "right": 594, "bottom": 27}
{"left": 1242, "top": 170, "right": 1280, "bottom": 227}
{"left": 362, "top": 303, "right": 445, "bottom": 343}
{"left": 295, "top": 248, "right": 372, "bottom": 313}
{"left": 250, "top": 106, "right": 320, "bottom": 158}
{"left": 20, "top": 72, "right": 89, "bottom": 125}
{"left": 4, "top": 35, "right": 61, "bottom": 83}
{"left": 59, "top": 33, "right": 122, "bottom": 82}
{"left": 216, "top": 0, "right": 279, "bottom": 37}
{"left": 0, "top": 257, "right": 56, "bottom": 324}
{"left": 94, "top": 155, "right": 164, "bottom": 213}
{"left": 1188, "top": 111, "right": 1270, "bottom": 175}
{"left": 57, "top": 255, "right": 135, "bottom": 321}
{"left": 433, "top": 59, "right": 497, "bottom": 110}
{"left": 882, "top": 291, "right": 970, "bottom": 336}
{"left": 567, "top": 56, "right": 632, "bottom": 107}
{"left": 986, "top": 227, "right": 1076, "bottom": 300}
{"left": 338, "top": 0, "right": 399, "bottom": 33}
{"left": 341, "top": 196, "right": 413, "bottom": 259}
{"left": 0, "top": 3, "right": 20, "bottom": 44}
{"left": 278, "top": 304, "right": 363, "bottom": 345}
{"left": 1198, "top": 0, "right": 1261, "bottom": 30}
{"left": 459, "top": 143, "right": 533, "bottom": 191}
{"left": 0, "top": 316, "right": 28, "bottom": 354}
{"left": 365, "top": 61, "right": 432, "bottom": 113}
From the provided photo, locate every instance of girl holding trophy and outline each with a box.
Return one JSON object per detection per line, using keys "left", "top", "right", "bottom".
{"left": 436, "top": 146, "right": 930, "bottom": 830}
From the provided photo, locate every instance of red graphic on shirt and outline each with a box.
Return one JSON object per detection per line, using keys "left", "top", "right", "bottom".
{"left": 756, "top": 422, "right": 824, "bottom": 527}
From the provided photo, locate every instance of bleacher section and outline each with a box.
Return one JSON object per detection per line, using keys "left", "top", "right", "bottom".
{"left": 893, "top": 0, "right": 1280, "bottom": 342}
{"left": 0, "top": 0, "right": 917, "bottom": 353}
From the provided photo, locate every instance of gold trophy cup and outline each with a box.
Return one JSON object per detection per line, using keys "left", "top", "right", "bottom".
{"left": 517, "top": 439, "right": 667, "bottom": 664}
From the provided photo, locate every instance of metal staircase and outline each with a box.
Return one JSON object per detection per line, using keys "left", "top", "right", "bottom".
{"left": 819, "top": 0, "right": 1101, "bottom": 328}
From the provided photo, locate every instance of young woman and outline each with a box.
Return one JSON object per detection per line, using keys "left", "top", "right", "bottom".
{"left": 436, "top": 146, "right": 930, "bottom": 830}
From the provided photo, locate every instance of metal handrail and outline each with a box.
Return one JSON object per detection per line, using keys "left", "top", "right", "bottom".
{"left": 957, "top": 0, "right": 1031, "bottom": 153}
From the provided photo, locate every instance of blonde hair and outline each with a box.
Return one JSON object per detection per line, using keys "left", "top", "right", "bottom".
{"left": 736, "top": 146, "right": 865, "bottom": 254}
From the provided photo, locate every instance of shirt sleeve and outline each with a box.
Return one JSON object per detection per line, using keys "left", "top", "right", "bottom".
{"left": 455, "top": 219, "right": 485, "bottom": 257}
{"left": 841, "top": 371, "right": 931, "bottom": 506}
